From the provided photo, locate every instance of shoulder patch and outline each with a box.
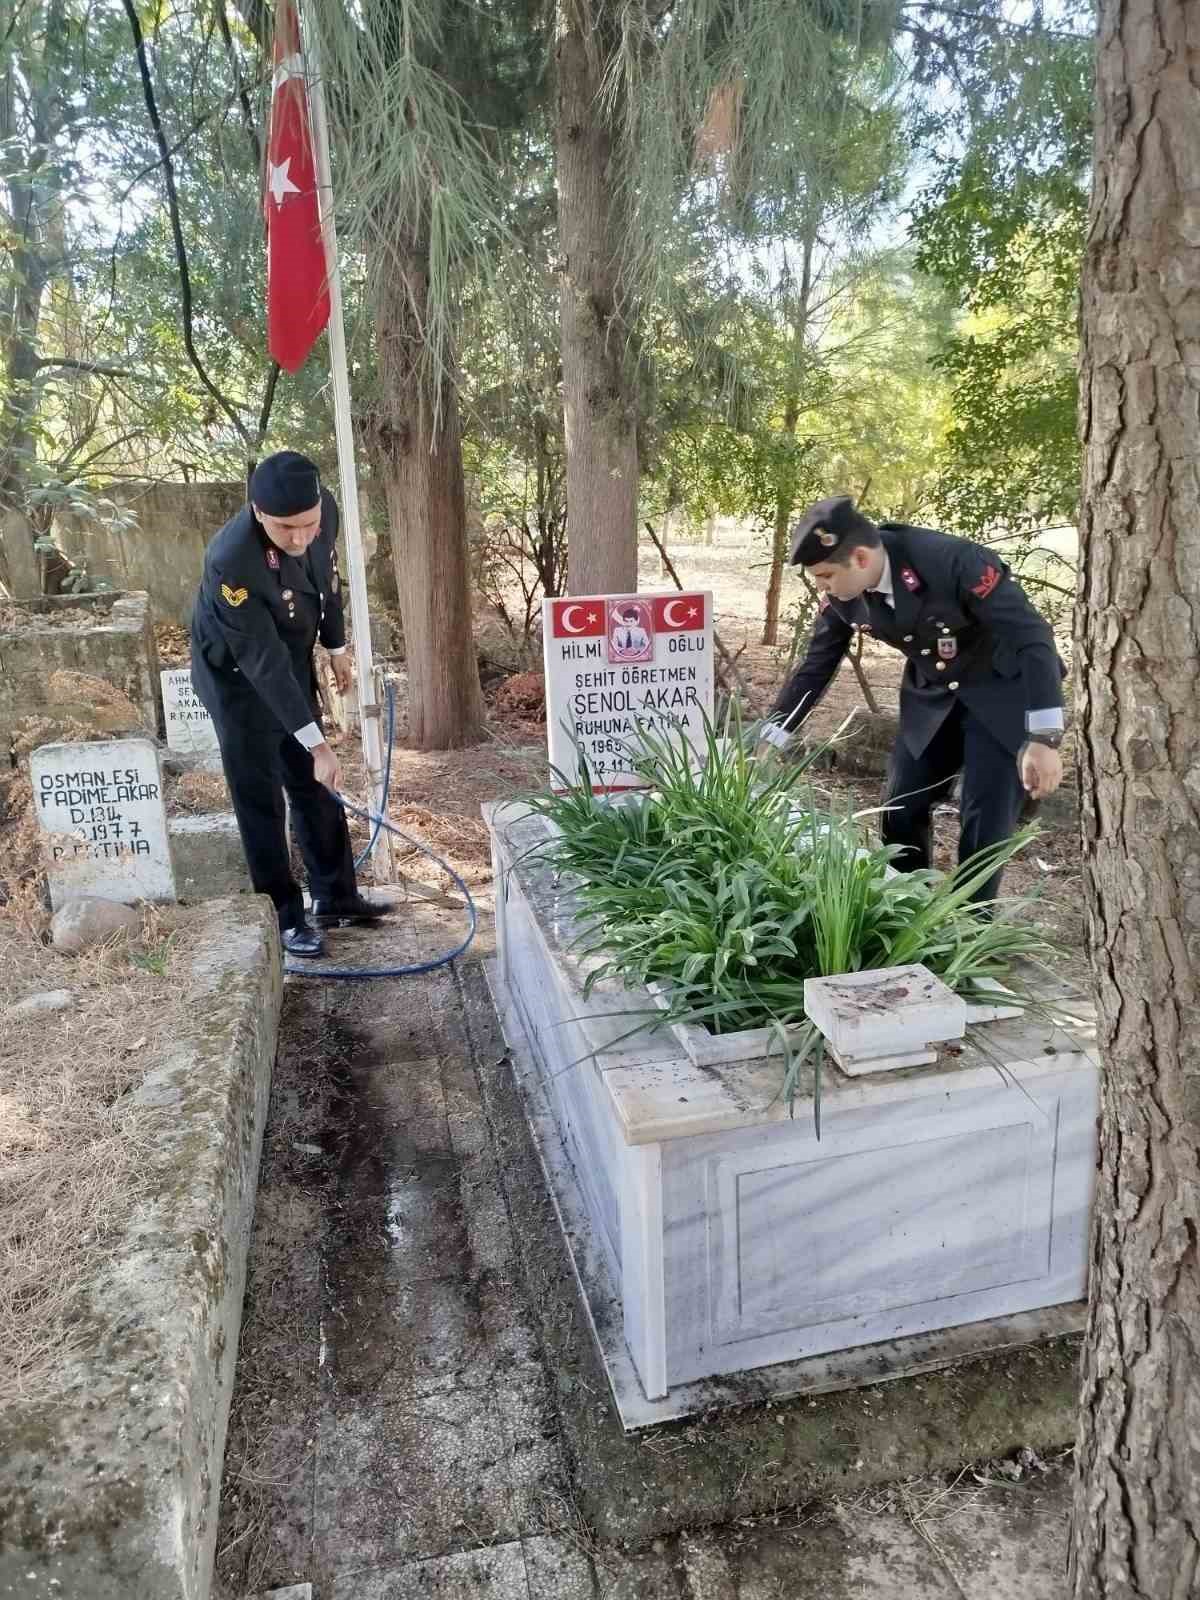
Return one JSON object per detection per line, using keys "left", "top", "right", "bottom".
{"left": 971, "top": 565, "right": 1001, "bottom": 600}
{"left": 220, "top": 583, "right": 249, "bottom": 608}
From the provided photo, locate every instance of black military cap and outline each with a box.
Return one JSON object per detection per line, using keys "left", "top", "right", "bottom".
{"left": 788, "top": 495, "right": 877, "bottom": 566}
{"left": 250, "top": 451, "right": 321, "bottom": 517}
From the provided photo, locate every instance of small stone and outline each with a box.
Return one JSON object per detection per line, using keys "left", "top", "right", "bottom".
{"left": 51, "top": 896, "right": 141, "bottom": 955}
{"left": 8, "top": 988, "right": 76, "bottom": 1019}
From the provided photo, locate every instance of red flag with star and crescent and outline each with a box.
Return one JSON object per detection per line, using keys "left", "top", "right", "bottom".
{"left": 265, "top": 0, "right": 329, "bottom": 373}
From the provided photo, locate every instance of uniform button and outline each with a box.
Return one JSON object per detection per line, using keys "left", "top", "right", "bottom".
{"left": 941, "top": 626, "right": 951, "bottom": 634}
{"left": 921, "top": 648, "right": 931, "bottom": 656}
{"left": 903, "top": 634, "right": 913, "bottom": 642}
{"left": 936, "top": 662, "right": 946, "bottom": 671}
{"left": 949, "top": 680, "right": 959, "bottom": 690}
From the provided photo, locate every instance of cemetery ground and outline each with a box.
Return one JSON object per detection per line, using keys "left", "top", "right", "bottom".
{"left": 0, "top": 533, "right": 1088, "bottom": 1598}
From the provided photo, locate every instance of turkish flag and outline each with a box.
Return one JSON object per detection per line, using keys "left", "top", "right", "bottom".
{"left": 550, "top": 599, "right": 606, "bottom": 638}
{"left": 652, "top": 593, "right": 706, "bottom": 630}
{"left": 265, "top": 0, "right": 330, "bottom": 373}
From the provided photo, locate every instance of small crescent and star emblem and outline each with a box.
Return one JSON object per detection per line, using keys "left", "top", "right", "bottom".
{"left": 265, "top": 548, "right": 279, "bottom": 570}
{"left": 899, "top": 566, "right": 921, "bottom": 592}
{"left": 220, "top": 583, "right": 248, "bottom": 608}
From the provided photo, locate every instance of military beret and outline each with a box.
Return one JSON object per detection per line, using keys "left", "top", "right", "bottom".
{"left": 788, "top": 495, "right": 877, "bottom": 566}
{"left": 250, "top": 451, "right": 321, "bottom": 517}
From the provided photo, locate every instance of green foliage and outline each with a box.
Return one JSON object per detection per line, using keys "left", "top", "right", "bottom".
{"left": 524, "top": 718, "right": 1055, "bottom": 1116}
{"left": 910, "top": 13, "right": 1093, "bottom": 545}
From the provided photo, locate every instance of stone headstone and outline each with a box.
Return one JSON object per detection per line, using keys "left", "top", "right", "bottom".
{"left": 542, "top": 590, "right": 715, "bottom": 791}
{"left": 161, "top": 667, "right": 220, "bottom": 756}
{"left": 31, "top": 738, "right": 175, "bottom": 909}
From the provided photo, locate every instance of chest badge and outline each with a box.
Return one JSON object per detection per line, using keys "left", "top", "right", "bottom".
{"left": 899, "top": 565, "right": 921, "bottom": 592}
{"left": 937, "top": 636, "right": 958, "bottom": 660}
{"left": 220, "top": 583, "right": 248, "bottom": 608}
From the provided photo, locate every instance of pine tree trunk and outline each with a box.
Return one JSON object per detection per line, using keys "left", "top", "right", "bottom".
{"left": 762, "top": 397, "right": 800, "bottom": 647}
{"left": 370, "top": 247, "right": 483, "bottom": 751}
{"left": 1070, "top": 3, "right": 1200, "bottom": 1594}
{"left": 556, "top": 1, "right": 639, "bottom": 596}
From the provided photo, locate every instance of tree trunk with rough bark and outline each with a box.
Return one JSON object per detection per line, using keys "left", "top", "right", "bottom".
{"left": 762, "top": 396, "right": 801, "bottom": 647}
{"left": 556, "top": 1, "right": 639, "bottom": 596}
{"left": 370, "top": 246, "right": 483, "bottom": 751}
{"left": 1070, "top": 4, "right": 1200, "bottom": 1595}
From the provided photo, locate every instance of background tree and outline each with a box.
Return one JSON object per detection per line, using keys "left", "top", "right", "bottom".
{"left": 1070, "top": 0, "right": 1200, "bottom": 1592}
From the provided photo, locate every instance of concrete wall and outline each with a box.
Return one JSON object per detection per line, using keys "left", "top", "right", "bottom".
{"left": 55, "top": 483, "right": 245, "bottom": 625}
{"left": 54, "top": 481, "right": 381, "bottom": 626}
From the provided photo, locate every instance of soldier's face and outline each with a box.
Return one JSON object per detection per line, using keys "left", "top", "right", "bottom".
{"left": 254, "top": 501, "right": 322, "bottom": 555}
{"left": 808, "top": 546, "right": 879, "bottom": 603}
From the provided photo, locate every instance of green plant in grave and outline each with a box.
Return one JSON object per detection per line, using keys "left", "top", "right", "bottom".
{"left": 523, "top": 715, "right": 1058, "bottom": 1125}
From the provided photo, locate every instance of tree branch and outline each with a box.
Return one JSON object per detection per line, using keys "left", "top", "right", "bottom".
{"left": 120, "top": 0, "right": 253, "bottom": 449}
{"left": 33, "top": 357, "right": 138, "bottom": 379}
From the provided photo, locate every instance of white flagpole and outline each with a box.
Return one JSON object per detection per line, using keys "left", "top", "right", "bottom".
{"left": 300, "top": 5, "right": 391, "bottom": 881}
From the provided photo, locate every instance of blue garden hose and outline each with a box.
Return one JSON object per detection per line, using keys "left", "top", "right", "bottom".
{"left": 284, "top": 679, "right": 478, "bottom": 980}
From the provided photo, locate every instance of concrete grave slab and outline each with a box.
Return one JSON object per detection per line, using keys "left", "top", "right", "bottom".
{"left": 804, "top": 965, "right": 967, "bottom": 1072}
{"left": 484, "top": 800, "right": 1099, "bottom": 1427}
{"left": 0, "top": 896, "right": 282, "bottom": 1600}
{"left": 169, "top": 812, "right": 249, "bottom": 900}
{"left": 31, "top": 736, "right": 175, "bottom": 908}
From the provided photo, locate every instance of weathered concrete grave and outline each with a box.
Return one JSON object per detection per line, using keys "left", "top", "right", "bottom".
{"left": 161, "top": 666, "right": 220, "bottom": 758}
{"left": 484, "top": 799, "right": 1099, "bottom": 1429}
{"left": 0, "top": 590, "right": 159, "bottom": 746}
{"left": 31, "top": 737, "right": 175, "bottom": 908}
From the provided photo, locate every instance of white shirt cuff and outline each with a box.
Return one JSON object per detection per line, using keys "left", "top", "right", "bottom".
{"left": 759, "top": 723, "right": 791, "bottom": 750}
{"left": 1027, "top": 709, "right": 1065, "bottom": 733}
{"left": 294, "top": 721, "right": 324, "bottom": 749}
{"left": 328, "top": 646, "right": 347, "bottom": 656}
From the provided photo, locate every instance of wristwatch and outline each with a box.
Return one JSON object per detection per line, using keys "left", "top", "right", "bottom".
{"left": 1025, "top": 730, "right": 1063, "bottom": 750}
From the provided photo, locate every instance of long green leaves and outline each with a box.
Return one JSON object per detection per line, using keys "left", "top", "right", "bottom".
{"left": 525, "top": 715, "right": 1056, "bottom": 1117}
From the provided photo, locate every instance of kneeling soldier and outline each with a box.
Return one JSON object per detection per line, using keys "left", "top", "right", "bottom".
{"left": 762, "top": 495, "right": 1065, "bottom": 904}
{"left": 190, "top": 450, "right": 389, "bottom": 957}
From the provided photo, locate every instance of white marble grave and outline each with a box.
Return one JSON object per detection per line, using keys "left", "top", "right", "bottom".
{"left": 31, "top": 738, "right": 175, "bottom": 908}
{"left": 484, "top": 799, "right": 1099, "bottom": 1428}
{"left": 161, "top": 667, "right": 220, "bottom": 757}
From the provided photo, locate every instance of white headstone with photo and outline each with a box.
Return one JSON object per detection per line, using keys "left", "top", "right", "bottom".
{"left": 161, "top": 667, "right": 220, "bottom": 756}
{"left": 31, "top": 738, "right": 175, "bottom": 909}
{"left": 542, "top": 591, "right": 715, "bottom": 791}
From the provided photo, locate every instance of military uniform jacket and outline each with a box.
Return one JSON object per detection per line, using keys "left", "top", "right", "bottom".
{"left": 190, "top": 489, "right": 346, "bottom": 737}
{"left": 771, "top": 523, "right": 1065, "bottom": 757}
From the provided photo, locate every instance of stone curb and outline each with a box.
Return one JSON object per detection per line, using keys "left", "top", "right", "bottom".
{"left": 0, "top": 895, "right": 282, "bottom": 1600}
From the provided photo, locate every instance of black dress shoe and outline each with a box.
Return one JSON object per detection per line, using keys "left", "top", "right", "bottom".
{"left": 281, "top": 922, "right": 326, "bottom": 958}
{"left": 311, "top": 894, "right": 391, "bottom": 927}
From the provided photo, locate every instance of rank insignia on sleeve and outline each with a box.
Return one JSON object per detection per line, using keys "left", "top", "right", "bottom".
{"left": 899, "top": 566, "right": 921, "bottom": 592}
{"left": 971, "top": 565, "right": 1001, "bottom": 599}
{"left": 220, "top": 583, "right": 249, "bottom": 608}
{"left": 265, "top": 548, "right": 279, "bottom": 570}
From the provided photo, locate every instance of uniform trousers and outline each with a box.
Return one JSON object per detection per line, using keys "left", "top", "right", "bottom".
{"left": 211, "top": 704, "right": 356, "bottom": 930}
{"left": 881, "top": 703, "right": 1025, "bottom": 905}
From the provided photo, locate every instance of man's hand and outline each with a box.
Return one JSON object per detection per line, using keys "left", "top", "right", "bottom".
{"left": 312, "top": 741, "right": 341, "bottom": 791}
{"left": 330, "top": 653, "right": 353, "bottom": 695}
{"left": 1019, "top": 741, "right": 1063, "bottom": 800}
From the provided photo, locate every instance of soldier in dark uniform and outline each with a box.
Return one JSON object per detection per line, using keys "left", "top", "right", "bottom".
{"left": 190, "top": 450, "right": 388, "bottom": 957}
{"left": 760, "top": 495, "right": 1065, "bottom": 904}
